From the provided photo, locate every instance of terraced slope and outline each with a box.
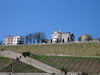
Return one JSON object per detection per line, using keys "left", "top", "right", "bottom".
{"left": 0, "top": 57, "right": 45, "bottom": 73}
{"left": 0, "top": 57, "right": 12, "bottom": 69}
{"left": 0, "top": 42, "right": 100, "bottom": 56}
{"left": 31, "top": 55, "right": 100, "bottom": 75}
{"left": 0, "top": 50, "right": 61, "bottom": 73}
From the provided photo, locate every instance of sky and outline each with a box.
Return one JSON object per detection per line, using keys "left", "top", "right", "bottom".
{"left": 0, "top": 0, "right": 100, "bottom": 41}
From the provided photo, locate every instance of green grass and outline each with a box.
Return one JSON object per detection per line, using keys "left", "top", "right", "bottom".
{"left": 0, "top": 57, "right": 12, "bottom": 70}
{"left": 0, "top": 43, "right": 100, "bottom": 56}
{"left": 31, "top": 55, "right": 100, "bottom": 75}
{"left": 0, "top": 56, "right": 45, "bottom": 73}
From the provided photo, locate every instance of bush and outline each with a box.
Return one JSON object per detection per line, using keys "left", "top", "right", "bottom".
{"left": 0, "top": 48, "right": 5, "bottom": 51}
{"left": 22, "top": 52, "right": 30, "bottom": 57}
{"left": 78, "top": 37, "right": 82, "bottom": 41}
{"left": 16, "top": 57, "right": 20, "bottom": 61}
{"left": 60, "top": 67, "right": 67, "bottom": 74}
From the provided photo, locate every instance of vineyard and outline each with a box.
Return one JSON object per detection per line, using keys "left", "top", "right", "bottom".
{"left": 0, "top": 42, "right": 100, "bottom": 56}
{"left": 31, "top": 55, "right": 100, "bottom": 75}
{"left": 0, "top": 56, "right": 45, "bottom": 73}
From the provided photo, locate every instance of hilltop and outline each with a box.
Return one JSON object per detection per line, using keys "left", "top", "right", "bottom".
{"left": 0, "top": 42, "right": 100, "bottom": 56}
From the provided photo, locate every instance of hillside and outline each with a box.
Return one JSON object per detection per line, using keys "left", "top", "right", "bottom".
{"left": 31, "top": 55, "right": 100, "bottom": 75}
{"left": 0, "top": 57, "right": 45, "bottom": 73}
{"left": 0, "top": 42, "right": 100, "bottom": 56}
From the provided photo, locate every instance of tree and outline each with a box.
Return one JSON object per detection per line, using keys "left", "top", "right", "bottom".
{"left": 34, "top": 32, "right": 46, "bottom": 44}
{"left": 21, "top": 36, "right": 25, "bottom": 44}
{"left": 25, "top": 35, "right": 29, "bottom": 44}
{"left": 24, "top": 32, "right": 46, "bottom": 44}
{"left": 22, "top": 52, "right": 30, "bottom": 57}
{"left": 27, "top": 34, "right": 33, "bottom": 44}
{"left": 51, "top": 39, "right": 52, "bottom": 43}
{"left": 33, "top": 33, "right": 36, "bottom": 44}
{"left": 71, "top": 33, "right": 75, "bottom": 41}
{"left": 60, "top": 67, "right": 68, "bottom": 74}
{"left": 0, "top": 41, "right": 2, "bottom": 45}
{"left": 25, "top": 34, "right": 33, "bottom": 44}
{"left": 62, "top": 39, "right": 64, "bottom": 43}
{"left": 78, "top": 37, "right": 82, "bottom": 41}
{"left": 68, "top": 37, "right": 69, "bottom": 42}
{"left": 56, "top": 38, "right": 58, "bottom": 43}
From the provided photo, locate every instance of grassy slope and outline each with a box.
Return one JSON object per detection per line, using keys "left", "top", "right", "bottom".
{"left": 31, "top": 55, "right": 100, "bottom": 75}
{"left": 0, "top": 57, "right": 12, "bottom": 69}
{"left": 0, "top": 43, "right": 100, "bottom": 56}
{"left": 0, "top": 57, "right": 45, "bottom": 73}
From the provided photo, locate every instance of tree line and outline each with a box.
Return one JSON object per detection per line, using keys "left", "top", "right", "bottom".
{"left": 21, "top": 32, "right": 46, "bottom": 44}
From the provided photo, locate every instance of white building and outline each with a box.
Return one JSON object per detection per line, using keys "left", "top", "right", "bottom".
{"left": 4, "top": 36, "right": 22, "bottom": 45}
{"left": 52, "top": 30, "right": 74, "bottom": 43}
{"left": 13, "top": 36, "right": 22, "bottom": 45}
{"left": 52, "top": 31, "right": 62, "bottom": 43}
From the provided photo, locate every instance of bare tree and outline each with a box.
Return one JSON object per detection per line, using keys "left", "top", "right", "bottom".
{"left": 33, "top": 33, "right": 36, "bottom": 44}
{"left": 34, "top": 32, "right": 46, "bottom": 44}
{"left": 24, "top": 32, "right": 46, "bottom": 44}
{"left": 25, "top": 35, "right": 29, "bottom": 44}
{"left": 21, "top": 36, "right": 25, "bottom": 44}
{"left": 25, "top": 34, "right": 33, "bottom": 44}
{"left": 28, "top": 34, "right": 33, "bottom": 44}
{"left": 0, "top": 41, "right": 2, "bottom": 45}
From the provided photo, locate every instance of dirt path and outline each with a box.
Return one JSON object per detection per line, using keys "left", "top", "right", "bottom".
{"left": 0, "top": 50, "right": 61, "bottom": 74}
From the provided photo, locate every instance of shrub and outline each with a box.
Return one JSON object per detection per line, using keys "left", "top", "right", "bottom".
{"left": 78, "top": 37, "right": 82, "bottom": 41}
{"left": 0, "top": 48, "right": 5, "bottom": 51}
{"left": 16, "top": 57, "right": 20, "bottom": 61}
{"left": 60, "top": 67, "right": 67, "bottom": 74}
{"left": 22, "top": 52, "right": 30, "bottom": 57}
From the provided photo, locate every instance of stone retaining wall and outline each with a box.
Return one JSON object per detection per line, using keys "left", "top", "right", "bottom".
{"left": 0, "top": 73, "right": 62, "bottom": 75}
{"left": 0, "top": 73, "right": 100, "bottom": 75}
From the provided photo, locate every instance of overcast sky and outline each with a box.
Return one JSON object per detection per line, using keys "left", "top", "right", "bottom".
{"left": 0, "top": 0, "right": 100, "bottom": 41}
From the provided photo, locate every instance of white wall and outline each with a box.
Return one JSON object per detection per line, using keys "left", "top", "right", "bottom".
{"left": 13, "top": 36, "right": 21, "bottom": 45}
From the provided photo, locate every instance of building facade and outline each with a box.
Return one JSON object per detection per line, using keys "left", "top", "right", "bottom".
{"left": 4, "top": 35, "right": 13, "bottom": 45}
{"left": 13, "top": 36, "right": 22, "bottom": 45}
{"left": 4, "top": 36, "right": 22, "bottom": 45}
{"left": 81, "top": 34, "right": 91, "bottom": 41}
{"left": 52, "top": 30, "right": 74, "bottom": 43}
